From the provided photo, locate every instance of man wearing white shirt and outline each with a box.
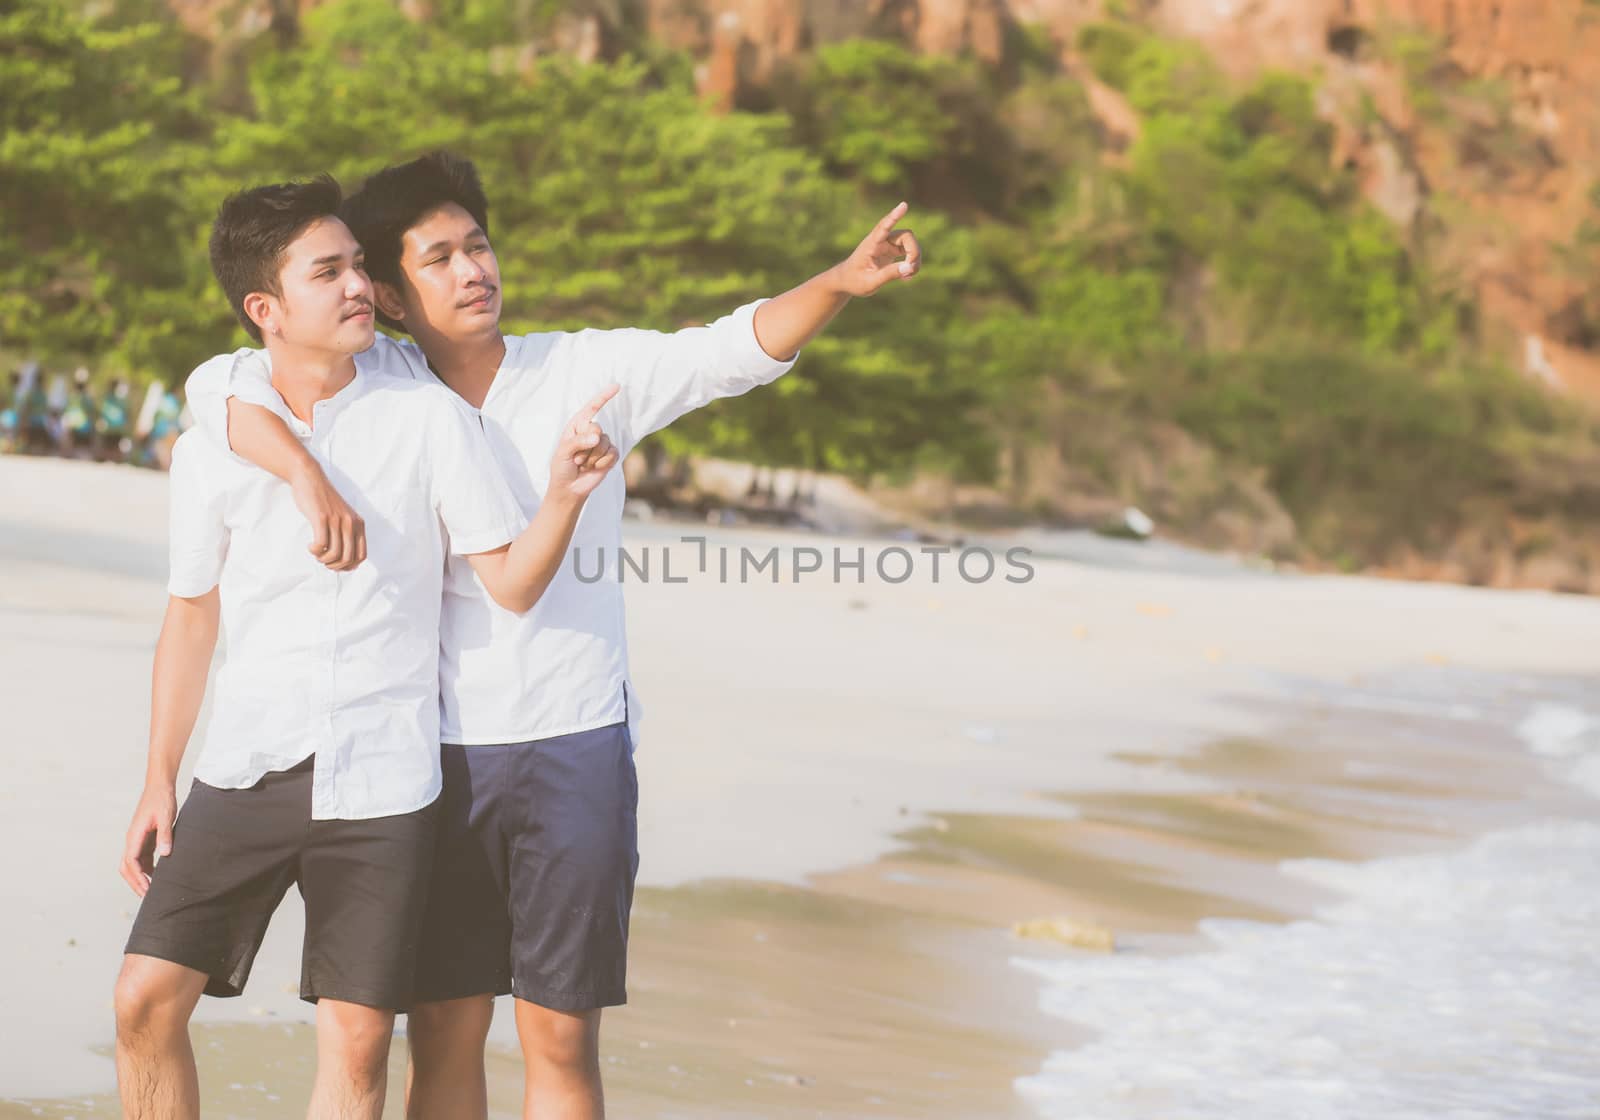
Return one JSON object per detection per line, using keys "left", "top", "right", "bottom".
{"left": 113, "top": 176, "right": 621, "bottom": 1120}
{"left": 184, "top": 151, "right": 923, "bottom": 1120}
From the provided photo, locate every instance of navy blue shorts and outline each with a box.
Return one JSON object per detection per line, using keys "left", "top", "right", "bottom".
{"left": 413, "top": 722, "right": 639, "bottom": 1011}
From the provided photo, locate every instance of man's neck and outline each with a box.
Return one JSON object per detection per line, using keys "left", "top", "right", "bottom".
{"left": 417, "top": 331, "right": 506, "bottom": 410}
{"left": 265, "top": 342, "right": 358, "bottom": 427}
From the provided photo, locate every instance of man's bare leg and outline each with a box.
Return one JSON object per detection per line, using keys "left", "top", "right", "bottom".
{"left": 114, "top": 954, "right": 208, "bottom": 1120}
{"left": 309, "top": 998, "right": 395, "bottom": 1120}
{"left": 514, "top": 1000, "right": 603, "bottom": 1120}
{"left": 405, "top": 995, "right": 494, "bottom": 1120}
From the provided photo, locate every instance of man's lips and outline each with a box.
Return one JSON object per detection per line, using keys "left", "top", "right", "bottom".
{"left": 341, "top": 305, "right": 374, "bottom": 321}
{"left": 459, "top": 288, "right": 497, "bottom": 309}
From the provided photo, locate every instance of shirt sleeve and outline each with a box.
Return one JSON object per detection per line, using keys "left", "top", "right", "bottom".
{"left": 567, "top": 299, "right": 798, "bottom": 455}
{"left": 181, "top": 348, "right": 283, "bottom": 457}
{"left": 166, "top": 434, "right": 229, "bottom": 598}
{"left": 425, "top": 393, "right": 528, "bottom": 556}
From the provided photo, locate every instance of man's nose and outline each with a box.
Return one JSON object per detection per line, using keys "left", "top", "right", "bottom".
{"left": 346, "top": 268, "right": 372, "bottom": 299}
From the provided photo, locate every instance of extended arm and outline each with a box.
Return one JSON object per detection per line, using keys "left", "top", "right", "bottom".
{"left": 751, "top": 200, "right": 922, "bottom": 360}
{"left": 119, "top": 589, "right": 220, "bottom": 896}
{"left": 596, "top": 202, "right": 922, "bottom": 449}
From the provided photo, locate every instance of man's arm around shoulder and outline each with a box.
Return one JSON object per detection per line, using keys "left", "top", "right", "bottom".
{"left": 181, "top": 340, "right": 424, "bottom": 572}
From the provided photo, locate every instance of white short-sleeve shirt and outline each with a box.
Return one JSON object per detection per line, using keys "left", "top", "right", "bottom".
{"left": 186, "top": 302, "right": 795, "bottom": 749}
{"left": 169, "top": 370, "right": 526, "bottom": 819}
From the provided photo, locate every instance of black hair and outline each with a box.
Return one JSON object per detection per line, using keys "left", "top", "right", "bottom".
{"left": 208, "top": 175, "right": 344, "bottom": 344}
{"left": 341, "top": 151, "right": 491, "bottom": 331}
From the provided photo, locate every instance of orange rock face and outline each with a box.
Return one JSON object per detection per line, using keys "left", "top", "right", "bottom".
{"left": 1373, "top": 0, "right": 1600, "bottom": 399}
{"left": 1143, "top": 0, "right": 1600, "bottom": 396}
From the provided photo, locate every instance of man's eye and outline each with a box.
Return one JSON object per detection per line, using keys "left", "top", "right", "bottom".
{"left": 427, "top": 258, "right": 447, "bottom": 267}
{"left": 320, "top": 269, "right": 337, "bottom": 279}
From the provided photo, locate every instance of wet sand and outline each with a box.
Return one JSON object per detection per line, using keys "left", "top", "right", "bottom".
{"left": 5, "top": 698, "right": 1583, "bottom": 1119}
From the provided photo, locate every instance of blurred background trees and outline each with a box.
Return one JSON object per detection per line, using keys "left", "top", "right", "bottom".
{"left": 3, "top": 0, "right": 1598, "bottom": 583}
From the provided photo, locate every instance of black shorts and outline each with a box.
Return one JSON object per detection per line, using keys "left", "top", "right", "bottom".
{"left": 124, "top": 758, "right": 438, "bottom": 1010}
{"left": 414, "top": 723, "right": 639, "bottom": 1011}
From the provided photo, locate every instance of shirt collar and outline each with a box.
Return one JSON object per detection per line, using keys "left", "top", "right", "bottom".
{"left": 282, "top": 364, "right": 369, "bottom": 438}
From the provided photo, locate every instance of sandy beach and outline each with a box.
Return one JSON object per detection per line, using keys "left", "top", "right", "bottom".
{"left": 2, "top": 454, "right": 1597, "bottom": 1118}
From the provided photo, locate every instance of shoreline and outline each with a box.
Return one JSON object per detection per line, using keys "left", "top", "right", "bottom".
{"left": 11, "top": 447, "right": 1600, "bottom": 599}
{"left": 6, "top": 679, "right": 1585, "bottom": 1118}
{"left": 4, "top": 456, "right": 1599, "bottom": 1115}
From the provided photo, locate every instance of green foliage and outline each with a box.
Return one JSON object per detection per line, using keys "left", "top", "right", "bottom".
{"left": 1165, "top": 350, "right": 1551, "bottom": 554}
{"left": 0, "top": 0, "right": 214, "bottom": 377}
{"left": 1077, "top": 22, "right": 1222, "bottom": 117}
{"left": 776, "top": 39, "right": 1014, "bottom": 211}
{"left": 989, "top": 30, "right": 1588, "bottom": 557}
{"left": 1553, "top": 187, "right": 1600, "bottom": 351}
{"left": 3, "top": 0, "right": 1596, "bottom": 571}
{"left": 1076, "top": 21, "right": 1142, "bottom": 89}
{"left": 791, "top": 39, "right": 955, "bottom": 187}
{"left": 427, "top": 0, "right": 570, "bottom": 48}
{"left": 999, "top": 74, "right": 1102, "bottom": 213}
{"left": 143, "top": 0, "right": 985, "bottom": 475}
{"left": 1382, "top": 24, "right": 1545, "bottom": 182}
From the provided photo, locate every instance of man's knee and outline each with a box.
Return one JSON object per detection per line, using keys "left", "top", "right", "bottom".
{"left": 518, "top": 1003, "right": 600, "bottom": 1072}
{"left": 319, "top": 1001, "right": 396, "bottom": 1083}
{"left": 409, "top": 996, "right": 493, "bottom": 1069}
{"left": 114, "top": 956, "right": 201, "bottom": 1043}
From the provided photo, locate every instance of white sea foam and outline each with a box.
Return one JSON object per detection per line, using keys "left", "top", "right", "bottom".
{"left": 1015, "top": 685, "right": 1600, "bottom": 1120}
{"left": 1518, "top": 703, "right": 1600, "bottom": 798}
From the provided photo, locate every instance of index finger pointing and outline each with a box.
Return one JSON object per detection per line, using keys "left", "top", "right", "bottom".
{"left": 876, "top": 201, "right": 909, "bottom": 234}
{"left": 583, "top": 383, "right": 620, "bottom": 422}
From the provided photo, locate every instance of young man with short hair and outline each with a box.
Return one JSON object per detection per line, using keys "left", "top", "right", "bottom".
{"left": 185, "top": 151, "right": 922, "bottom": 1119}
{"left": 115, "top": 175, "right": 619, "bottom": 1120}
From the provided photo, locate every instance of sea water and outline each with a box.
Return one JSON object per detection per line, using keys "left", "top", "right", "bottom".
{"left": 1013, "top": 684, "right": 1600, "bottom": 1120}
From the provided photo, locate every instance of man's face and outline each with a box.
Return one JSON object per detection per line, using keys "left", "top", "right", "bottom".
{"left": 385, "top": 203, "right": 501, "bottom": 342}
{"left": 257, "top": 217, "right": 375, "bottom": 354}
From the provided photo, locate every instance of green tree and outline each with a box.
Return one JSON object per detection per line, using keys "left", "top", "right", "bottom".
{"left": 0, "top": 0, "right": 215, "bottom": 379}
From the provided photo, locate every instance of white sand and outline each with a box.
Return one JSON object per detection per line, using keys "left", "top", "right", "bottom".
{"left": 2, "top": 454, "right": 1597, "bottom": 1100}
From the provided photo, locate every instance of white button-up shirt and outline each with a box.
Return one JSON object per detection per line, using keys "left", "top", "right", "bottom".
{"left": 188, "top": 301, "right": 795, "bottom": 749}
{"left": 169, "top": 370, "right": 525, "bottom": 818}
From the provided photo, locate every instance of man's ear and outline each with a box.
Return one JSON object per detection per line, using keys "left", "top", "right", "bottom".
{"left": 373, "top": 281, "right": 406, "bottom": 323}
{"left": 242, "top": 291, "right": 277, "bottom": 339}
